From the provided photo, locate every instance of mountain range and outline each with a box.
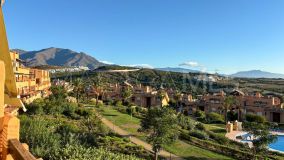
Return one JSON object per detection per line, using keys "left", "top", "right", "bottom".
{"left": 155, "top": 67, "right": 199, "bottom": 73}
{"left": 230, "top": 70, "right": 284, "bottom": 79}
{"left": 12, "top": 47, "right": 284, "bottom": 79}
{"left": 13, "top": 47, "right": 105, "bottom": 70}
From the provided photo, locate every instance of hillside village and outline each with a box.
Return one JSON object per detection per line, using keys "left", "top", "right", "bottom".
{"left": 3, "top": 47, "right": 284, "bottom": 160}
{"left": 1, "top": 1, "right": 284, "bottom": 160}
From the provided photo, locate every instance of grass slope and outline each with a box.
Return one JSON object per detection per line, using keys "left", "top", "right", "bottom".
{"left": 96, "top": 106, "right": 234, "bottom": 160}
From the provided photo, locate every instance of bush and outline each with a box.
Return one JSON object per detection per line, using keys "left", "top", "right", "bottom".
{"left": 56, "top": 144, "right": 144, "bottom": 160}
{"left": 25, "top": 98, "right": 45, "bottom": 115}
{"left": 126, "top": 106, "right": 136, "bottom": 115}
{"left": 135, "top": 106, "right": 148, "bottom": 115}
{"left": 97, "top": 136, "right": 150, "bottom": 158}
{"left": 189, "top": 130, "right": 209, "bottom": 140}
{"left": 207, "top": 131, "right": 229, "bottom": 144}
{"left": 206, "top": 112, "right": 224, "bottom": 124}
{"left": 62, "top": 103, "right": 77, "bottom": 117}
{"left": 104, "top": 99, "right": 114, "bottom": 105}
{"left": 43, "top": 100, "right": 65, "bottom": 115}
{"left": 195, "top": 110, "right": 206, "bottom": 122}
{"left": 114, "top": 100, "right": 123, "bottom": 107}
{"left": 75, "top": 108, "right": 93, "bottom": 118}
{"left": 20, "top": 115, "right": 62, "bottom": 159}
{"left": 123, "top": 101, "right": 130, "bottom": 106}
{"left": 245, "top": 114, "right": 266, "bottom": 123}
{"left": 178, "top": 114, "right": 195, "bottom": 130}
{"left": 116, "top": 105, "right": 127, "bottom": 114}
{"left": 195, "top": 110, "right": 206, "bottom": 118}
{"left": 195, "top": 123, "right": 205, "bottom": 131}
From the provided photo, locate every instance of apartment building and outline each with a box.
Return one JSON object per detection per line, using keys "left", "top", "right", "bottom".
{"left": 89, "top": 82, "right": 169, "bottom": 108}
{"left": 10, "top": 51, "right": 51, "bottom": 104}
{"left": 183, "top": 90, "right": 284, "bottom": 124}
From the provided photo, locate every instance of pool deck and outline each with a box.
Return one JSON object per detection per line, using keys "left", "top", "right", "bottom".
{"left": 271, "top": 131, "right": 284, "bottom": 136}
{"left": 226, "top": 131, "right": 284, "bottom": 141}
{"left": 226, "top": 131, "right": 284, "bottom": 152}
{"left": 225, "top": 131, "right": 253, "bottom": 148}
{"left": 225, "top": 131, "right": 245, "bottom": 141}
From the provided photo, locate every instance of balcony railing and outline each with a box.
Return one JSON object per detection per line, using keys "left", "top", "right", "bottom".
{"left": 8, "top": 139, "right": 38, "bottom": 160}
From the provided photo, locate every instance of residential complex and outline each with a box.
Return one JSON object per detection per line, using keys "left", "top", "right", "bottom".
{"left": 46, "top": 65, "right": 89, "bottom": 74}
{"left": 10, "top": 51, "right": 51, "bottom": 104}
{"left": 88, "top": 82, "right": 170, "bottom": 108}
{"left": 182, "top": 90, "right": 284, "bottom": 124}
{"left": 90, "top": 82, "right": 284, "bottom": 124}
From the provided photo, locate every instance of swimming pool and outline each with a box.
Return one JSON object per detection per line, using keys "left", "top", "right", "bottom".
{"left": 269, "top": 136, "right": 284, "bottom": 152}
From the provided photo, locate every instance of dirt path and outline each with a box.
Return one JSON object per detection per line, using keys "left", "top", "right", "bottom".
{"left": 96, "top": 113, "right": 183, "bottom": 160}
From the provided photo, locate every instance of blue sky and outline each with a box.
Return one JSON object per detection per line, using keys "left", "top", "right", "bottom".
{"left": 2, "top": 0, "right": 284, "bottom": 74}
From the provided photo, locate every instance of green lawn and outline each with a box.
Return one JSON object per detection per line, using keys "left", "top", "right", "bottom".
{"left": 97, "top": 106, "right": 146, "bottom": 138}
{"left": 203, "top": 123, "right": 227, "bottom": 136}
{"left": 164, "top": 140, "right": 232, "bottom": 160}
{"left": 96, "top": 106, "right": 234, "bottom": 160}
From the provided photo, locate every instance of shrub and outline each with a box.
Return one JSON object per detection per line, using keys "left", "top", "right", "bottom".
{"left": 20, "top": 116, "right": 62, "bottom": 159}
{"left": 26, "top": 98, "right": 45, "bottom": 115}
{"left": 126, "top": 106, "right": 136, "bottom": 115}
{"left": 104, "top": 99, "right": 114, "bottom": 105}
{"left": 189, "top": 130, "right": 209, "bottom": 140}
{"left": 97, "top": 136, "right": 150, "bottom": 158}
{"left": 62, "top": 103, "right": 77, "bottom": 117}
{"left": 123, "top": 101, "right": 130, "bottom": 106}
{"left": 135, "top": 106, "right": 142, "bottom": 113}
{"left": 75, "top": 108, "right": 92, "bottom": 118}
{"left": 207, "top": 131, "right": 229, "bottom": 144}
{"left": 56, "top": 144, "right": 144, "bottom": 160}
{"left": 178, "top": 114, "right": 195, "bottom": 130}
{"left": 135, "top": 106, "right": 148, "bottom": 115}
{"left": 245, "top": 114, "right": 266, "bottom": 123}
{"left": 210, "top": 128, "right": 227, "bottom": 134}
{"left": 56, "top": 123, "right": 80, "bottom": 135}
{"left": 206, "top": 112, "right": 224, "bottom": 124}
{"left": 195, "top": 110, "right": 206, "bottom": 118}
{"left": 195, "top": 110, "right": 206, "bottom": 122}
{"left": 195, "top": 123, "right": 205, "bottom": 131}
{"left": 116, "top": 105, "right": 127, "bottom": 114}
{"left": 114, "top": 100, "right": 123, "bottom": 107}
{"left": 43, "top": 100, "right": 65, "bottom": 115}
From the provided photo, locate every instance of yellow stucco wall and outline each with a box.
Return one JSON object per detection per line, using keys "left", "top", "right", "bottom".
{"left": 0, "top": 7, "right": 18, "bottom": 98}
{"left": 0, "top": 61, "right": 4, "bottom": 118}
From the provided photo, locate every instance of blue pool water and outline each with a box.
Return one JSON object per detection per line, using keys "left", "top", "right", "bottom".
{"left": 269, "top": 136, "right": 284, "bottom": 152}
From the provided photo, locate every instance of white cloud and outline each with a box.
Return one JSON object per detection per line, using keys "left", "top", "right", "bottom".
{"left": 179, "top": 61, "right": 201, "bottom": 67}
{"left": 179, "top": 61, "right": 210, "bottom": 73}
{"left": 100, "top": 60, "right": 114, "bottom": 65}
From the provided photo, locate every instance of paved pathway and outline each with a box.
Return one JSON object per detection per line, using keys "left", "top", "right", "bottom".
{"left": 225, "top": 131, "right": 244, "bottom": 141}
{"left": 96, "top": 112, "right": 183, "bottom": 160}
{"left": 225, "top": 131, "right": 253, "bottom": 148}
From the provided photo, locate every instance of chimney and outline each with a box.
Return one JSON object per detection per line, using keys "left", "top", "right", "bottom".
{"left": 189, "top": 95, "right": 193, "bottom": 102}
{"left": 146, "top": 86, "right": 150, "bottom": 93}
{"left": 255, "top": 92, "right": 262, "bottom": 98}
{"left": 220, "top": 90, "right": 225, "bottom": 97}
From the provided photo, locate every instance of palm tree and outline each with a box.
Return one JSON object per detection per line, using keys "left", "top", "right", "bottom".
{"left": 121, "top": 85, "right": 133, "bottom": 105}
{"left": 235, "top": 99, "right": 242, "bottom": 122}
{"left": 174, "top": 91, "right": 182, "bottom": 112}
{"left": 73, "top": 78, "right": 83, "bottom": 103}
{"left": 223, "top": 96, "right": 236, "bottom": 124}
{"left": 92, "top": 74, "right": 105, "bottom": 106}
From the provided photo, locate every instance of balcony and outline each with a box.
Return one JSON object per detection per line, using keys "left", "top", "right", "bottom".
{"left": 8, "top": 139, "right": 38, "bottom": 160}
{"left": 14, "top": 67, "right": 30, "bottom": 75}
